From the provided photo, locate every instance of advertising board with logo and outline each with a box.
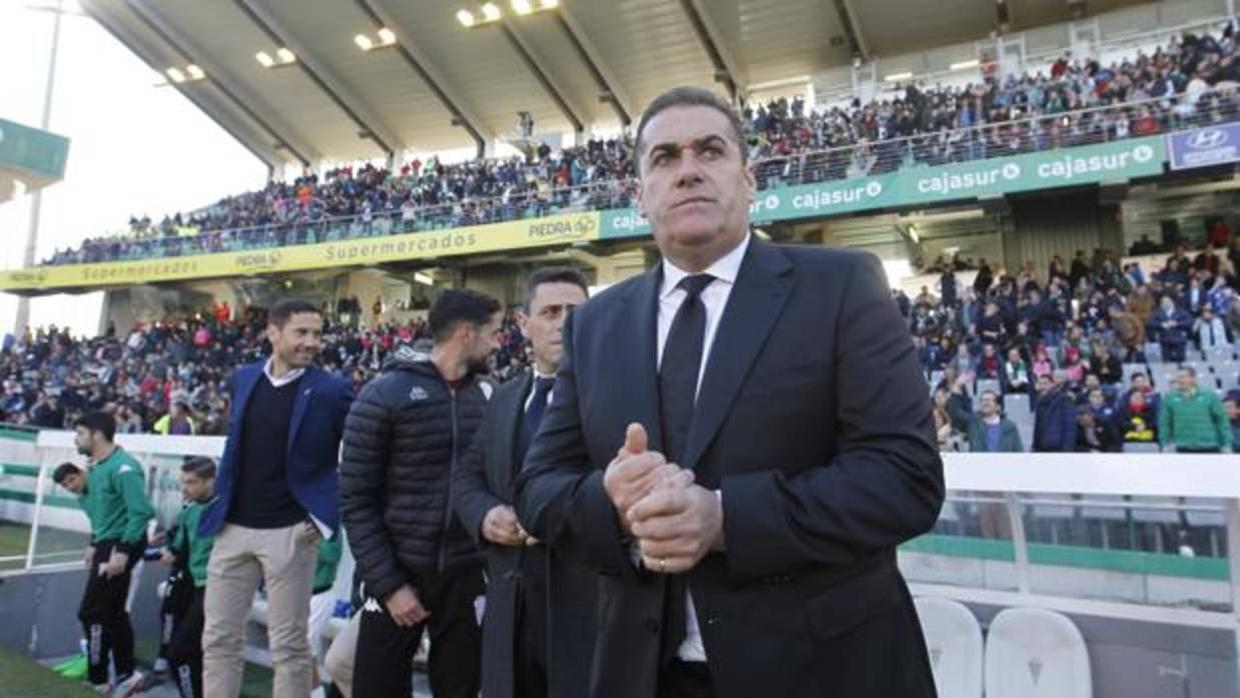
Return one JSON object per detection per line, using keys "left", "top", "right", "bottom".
{"left": 0, "top": 212, "right": 603, "bottom": 292}
{"left": 601, "top": 136, "right": 1166, "bottom": 239}
{"left": 1167, "top": 122, "right": 1240, "bottom": 170}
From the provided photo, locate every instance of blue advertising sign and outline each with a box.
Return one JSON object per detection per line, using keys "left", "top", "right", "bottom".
{"left": 1167, "top": 122, "right": 1240, "bottom": 170}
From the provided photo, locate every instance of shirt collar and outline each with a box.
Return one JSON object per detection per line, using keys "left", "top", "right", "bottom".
{"left": 531, "top": 366, "right": 556, "bottom": 382}
{"left": 660, "top": 233, "right": 751, "bottom": 300}
{"left": 264, "top": 358, "right": 306, "bottom": 388}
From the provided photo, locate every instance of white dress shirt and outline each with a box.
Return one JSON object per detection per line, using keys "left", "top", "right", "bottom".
{"left": 523, "top": 367, "right": 557, "bottom": 412}
{"left": 263, "top": 357, "right": 306, "bottom": 388}
{"left": 656, "top": 233, "right": 750, "bottom": 662}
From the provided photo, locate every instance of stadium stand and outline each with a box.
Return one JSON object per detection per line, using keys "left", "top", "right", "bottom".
{"left": 5, "top": 6, "right": 1240, "bottom": 697}
{"left": 37, "top": 23, "right": 1240, "bottom": 267}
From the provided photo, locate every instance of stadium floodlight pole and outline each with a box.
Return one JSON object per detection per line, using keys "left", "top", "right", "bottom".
{"left": 15, "top": 0, "right": 65, "bottom": 336}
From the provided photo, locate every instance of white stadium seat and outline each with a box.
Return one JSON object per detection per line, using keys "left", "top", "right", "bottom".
{"left": 984, "top": 608, "right": 1092, "bottom": 698}
{"left": 915, "top": 597, "right": 983, "bottom": 698}
{"left": 1143, "top": 343, "right": 1162, "bottom": 363}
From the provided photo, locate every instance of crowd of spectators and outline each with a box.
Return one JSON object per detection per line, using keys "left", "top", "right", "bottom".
{"left": 13, "top": 234, "right": 1240, "bottom": 448}
{"left": 42, "top": 24, "right": 1240, "bottom": 267}
{"left": 0, "top": 302, "right": 529, "bottom": 436}
{"left": 905, "top": 233, "right": 1240, "bottom": 456}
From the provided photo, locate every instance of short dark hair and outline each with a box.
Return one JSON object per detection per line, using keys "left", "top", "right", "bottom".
{"left": 634, "top": 86, "right": 747, "bottom": 173}
{"left": 525, "top": 267, "right": 589, "bottom": 308}
{"left": 181, "top": 457, "right": 217, "bottom": 480}
{"left": 268, "top": 298, "right": 322, "bottom": 329}
{"left": 428, "top": 289, "right": 501, "bottom": 343}
{"left": 1131, "top": 372, "right": 1148, "bottom": 381}
{"left": 52, "top": 462, "right": 82, "bottom": 485}
{"left": 75, "top": 411, "right": 116, "bottom": 442}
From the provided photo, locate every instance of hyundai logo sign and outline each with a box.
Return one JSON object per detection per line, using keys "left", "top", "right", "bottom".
{"left": 1187, "top": 128, "right": 1228, "bottom": 149}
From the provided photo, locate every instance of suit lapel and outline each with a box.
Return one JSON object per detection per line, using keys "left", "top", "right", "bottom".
{"left": 681, "top": 240, "right": 793, "bottom": 472}
{"left": 287, "top": 367, "right": 316, "bottom": 457}
{"left": 620, "top": 267, "right": 666, "bottom": 453}
{"left": 499, "top": 373, "right": 532, "bottom": 494}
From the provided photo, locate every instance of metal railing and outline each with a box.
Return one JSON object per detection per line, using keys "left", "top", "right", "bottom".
{"left": 39, "top": 88, "right": 1240, "bottom": 267}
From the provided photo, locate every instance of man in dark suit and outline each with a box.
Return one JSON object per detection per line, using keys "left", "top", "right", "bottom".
{"left": 200, "top": 298, "right": 353, "bottom": 698}
{"left": 515, "top": 86, "right": 944, "bottom": 698}
{"left": 455, "top": 267, "right": 594, "bottom": 698}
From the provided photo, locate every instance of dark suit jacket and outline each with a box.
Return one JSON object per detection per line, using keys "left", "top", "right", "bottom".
{"left": 455, "top": 373, "right": 596, "bottom": 698}
{"left": 200, "top": 361, "right": 353, "bottom": 537}
{"left": 515, "top": 239, "right": 944, "bottom": 698}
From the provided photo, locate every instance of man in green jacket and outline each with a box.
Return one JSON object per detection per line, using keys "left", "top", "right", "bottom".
{"left": 948, "top": 390, "right": 1023, "bottom": 539}
{"left": 163, "top": 457, "right": 217, "bottom": 698}
{"left": 1159, "top": 368, "right": 1232, "bottom": 454}
{"left": 53, "top": 411, "right": 155, "bottom": 695}
{"left": 949, "top": 390, "right": 1025, "bottom": 454}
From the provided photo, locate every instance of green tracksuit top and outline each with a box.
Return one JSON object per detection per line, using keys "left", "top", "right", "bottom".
{"left": 79, "top": 447, "right": 155, "bottom": 555}
{"left": 1159, "top": 389, "right": 1232, "bottom": 451}
{"left": 172, "top": 497, "right": 216, "bottom": 588}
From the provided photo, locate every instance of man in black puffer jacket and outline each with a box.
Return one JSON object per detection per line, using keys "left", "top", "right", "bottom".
{"left": 340, "top": 288, "right": 502, "bottom": 698}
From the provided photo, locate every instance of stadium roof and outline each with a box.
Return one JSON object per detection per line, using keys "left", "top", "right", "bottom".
{"left": 79, "top": 0, "right": 1152, "bottom": 170}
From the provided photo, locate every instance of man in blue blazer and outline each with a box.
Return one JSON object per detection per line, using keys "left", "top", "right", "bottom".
{"left": 515, "top": 87, "right": 943, "bottom": 698}
{"left": 200, "top": 298, "right": 352, "bottom": 698}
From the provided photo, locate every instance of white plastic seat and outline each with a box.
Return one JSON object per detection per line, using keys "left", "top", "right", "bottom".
{"left": 1143, "top": 343, "right": 1162, "bottom": 363}
{"left": 915, "top": 597, "right": 983, "bottom": 698}
{"left": 984, "top": 607, "right": 1092, "bottom": 698}
{"left": 1004, "top": 393, "right": 1031, "bottom": 416}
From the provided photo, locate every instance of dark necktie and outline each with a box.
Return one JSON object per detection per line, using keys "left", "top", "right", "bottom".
{"left": 656, "top": 273, "right": 713, "bottom": 665}
{"left": 518, "top": 376, "right": 555, "bottom": 463}
{"left": 659, "top": 274, "right": 714, "bottom": 464}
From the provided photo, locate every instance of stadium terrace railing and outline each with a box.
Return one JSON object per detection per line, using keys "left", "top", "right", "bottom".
{"left": 35, "top": 88, "right": 1240, "bottom": 268}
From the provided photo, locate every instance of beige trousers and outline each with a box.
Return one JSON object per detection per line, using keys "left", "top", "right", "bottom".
{"left": 203, "top": 522, "right": 319, "bottom": 698}
{"left": 322, "top": 610, "right": 361, "bottom": 698}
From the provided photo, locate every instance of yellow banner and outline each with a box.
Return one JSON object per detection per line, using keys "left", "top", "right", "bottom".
{"left": 0, "top": 212, "right": 601, "bottom": 292}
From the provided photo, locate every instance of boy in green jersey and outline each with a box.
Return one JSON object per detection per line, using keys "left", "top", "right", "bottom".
{"left": 163, "top": 457, "right": 217, "bottom": 698}
{"left": 54, "top": 411, "right": 155, "bottom": 696}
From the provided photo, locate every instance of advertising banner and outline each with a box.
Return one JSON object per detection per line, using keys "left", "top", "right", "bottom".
{"left": 601, "top": 136, "right": 1166, "bottom": 240}
{"left": 0, "top": 211, "right": 601, "bottom": 291}
{"left": 1167, "top": 122, "right": 1240, "bottom": 170}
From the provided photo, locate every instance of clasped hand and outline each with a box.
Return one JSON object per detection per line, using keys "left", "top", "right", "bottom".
{"left": 603, "top": 423, "right": 723, "bottom": 575}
